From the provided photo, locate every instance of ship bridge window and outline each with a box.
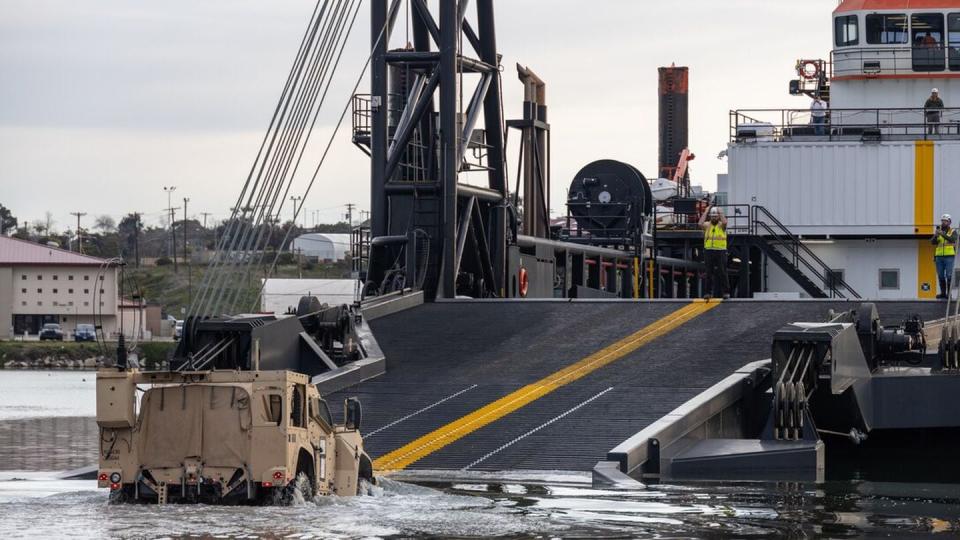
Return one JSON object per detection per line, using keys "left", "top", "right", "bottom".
{"left": 866, "top": 14, "right": 908, "bottom": 44}
{"left": 835, "top": 15, "right": 860, "bottom": 47}
{"left": 948, "top": 13, "right": 960, "bottom": 70}
{"left": 912, "top": 13, "right": 945, "bottom": 46}
{"left": 912, "top": 13, "right": 946, "bottom": 72}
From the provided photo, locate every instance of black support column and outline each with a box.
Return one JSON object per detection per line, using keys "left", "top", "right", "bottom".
{"left": 439, "top": 0, "right": 459, "bottom": 298}
{"left": 370, "top": 0, "right": 390, "bottom": 239}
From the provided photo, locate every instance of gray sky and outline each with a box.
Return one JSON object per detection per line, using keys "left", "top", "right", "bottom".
{"left": 0, "top": 0, "right": 835, "bottom": 230}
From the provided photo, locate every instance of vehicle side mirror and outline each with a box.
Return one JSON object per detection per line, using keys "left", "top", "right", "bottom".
{"left": 344, "top": 397, "right": 362, "bottom": 431}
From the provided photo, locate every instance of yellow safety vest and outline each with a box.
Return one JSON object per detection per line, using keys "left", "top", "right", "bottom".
{"left": 704, "top": 224, "right": 727, "bottom": 250}
{"left": 937, "top": 228, "right": 956, "bottom": 257}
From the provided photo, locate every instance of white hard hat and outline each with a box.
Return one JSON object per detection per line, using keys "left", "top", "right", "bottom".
{"left": 933, "top": 88, "right": 940, "bottom": 93}
{"left": 942, "top": 213, "right": 952, "bottom": 221}
{"left": 709, "top": 207, "right": 721, "bottom": 216}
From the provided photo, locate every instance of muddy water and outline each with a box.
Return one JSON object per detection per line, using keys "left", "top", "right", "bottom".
{"left": 1, "top": 371, "right": 958, "bottom": 538}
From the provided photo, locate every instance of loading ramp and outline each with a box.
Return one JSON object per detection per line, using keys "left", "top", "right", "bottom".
{"left": 328, "top": 300, "right": 944, "bottom": 472}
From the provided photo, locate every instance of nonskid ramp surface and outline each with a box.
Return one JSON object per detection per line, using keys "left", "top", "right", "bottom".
{"left": 329, "top": 300, "right": 944, "bottom": 472}
{"left": 328, "top": 301, "right": 691, "bottom": 462}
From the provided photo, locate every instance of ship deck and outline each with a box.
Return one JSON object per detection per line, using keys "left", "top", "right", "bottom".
{"left": 328, "top": 299, "right": 945, "bottom": 472}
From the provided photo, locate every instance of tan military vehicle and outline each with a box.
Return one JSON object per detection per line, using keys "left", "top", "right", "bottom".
{"left": 96, "top": 368, "right": 374, "bottom": 504}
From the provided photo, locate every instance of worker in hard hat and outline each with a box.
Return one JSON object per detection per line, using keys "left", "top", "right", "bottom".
{"left": 932, "top": 213, "right": 957, "bottom": 299}
{"left": 699, "top": 206, "right": 729, "bottom": 299}
{"left": 925, "top": 88, "right": 944, "bottom": 135}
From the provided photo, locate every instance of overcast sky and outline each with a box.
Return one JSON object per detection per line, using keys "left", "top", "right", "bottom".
{"left": 0, "top": 0, "right": 836, "bottom": 231}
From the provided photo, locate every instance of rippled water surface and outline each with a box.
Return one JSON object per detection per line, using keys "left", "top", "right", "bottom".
{"left": 1, "top": 371, "right": 958, "bottom": 538}
{"left": 1, "top": 471, "right": 959, "bottom": 539}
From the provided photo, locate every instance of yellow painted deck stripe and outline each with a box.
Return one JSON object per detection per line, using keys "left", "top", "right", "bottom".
{"left": 915, "top": 140, "right": 936, "bottom": 298}
{"left": 373, "top": 299, "right": 721, "bottom": 471}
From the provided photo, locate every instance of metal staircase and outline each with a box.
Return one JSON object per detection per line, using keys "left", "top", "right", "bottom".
{"left": 749, "top": 206, "right": 860, "bottom": 299}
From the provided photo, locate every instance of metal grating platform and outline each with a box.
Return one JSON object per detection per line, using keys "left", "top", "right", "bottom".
{"left": 327, "top": 300, "right": 945, "bottom": 472}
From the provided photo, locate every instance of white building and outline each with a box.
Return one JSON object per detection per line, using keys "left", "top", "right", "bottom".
{"left": 290, "top": 233, "right": 351, "bottom": 261}
{"left": 0, "top": 236, "right": 145, "bottom": 339}
{"left": 724, "top": 0, "right": 960, "bottom": 299}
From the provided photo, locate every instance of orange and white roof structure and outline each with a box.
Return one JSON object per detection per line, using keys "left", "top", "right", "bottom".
{"left": 830, "top": 0, "right": 960, "bottom": 107}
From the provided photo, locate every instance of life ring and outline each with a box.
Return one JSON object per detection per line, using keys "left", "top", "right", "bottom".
{"left": 799, "top": 60, "right": 821, "bottom": 80}
{"left": 518, "top": 267, "right": 529, "bottom": 298}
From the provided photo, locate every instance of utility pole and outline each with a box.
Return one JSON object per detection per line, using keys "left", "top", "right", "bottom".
{"left": 183, "top": 197, "right": 191, "bottom": 306}
{"left": 289, "top": 196, "right": 302, "bottom": 253}
{"left": 345, "top": 203, "right": 356, "bottom": 229}
{"left": 290, "top": 195, "right": 302, "bottom": 226}
{"left": 199, "top": 212, "right": 213, "bottom": 253}
{"left": 163, "top": 186, "right": 178, "bottom": 273}
{"left": 133, "top": 212, "right": 141, "bottom": 268}
{"left": 70, "top": 212, "right": 87, "bottom": 254}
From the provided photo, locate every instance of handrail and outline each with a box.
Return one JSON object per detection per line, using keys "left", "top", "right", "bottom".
{"left": 730, "top": 106, "right": 960, "bottom": 142}
{"left": 752, "top": 205, "right": 861, "bottom": 299}
{"left": 831, "top": 44, "right": 959, "bottom": 78}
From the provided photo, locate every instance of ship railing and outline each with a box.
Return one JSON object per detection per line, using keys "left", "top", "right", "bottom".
{"left": 730, "top": 107, "right": 960, "bottom": 142}
{"left": 353, "top": 93, "right": 435, "bottom": 181}
{"left": 655, "top": 204, "right": 751, "bottom": 235}
{"left": 831, "top": 44, "right": 960, "bottom": 78}
{"left": 750, "top": 205, "right": 861, "bottom": 299}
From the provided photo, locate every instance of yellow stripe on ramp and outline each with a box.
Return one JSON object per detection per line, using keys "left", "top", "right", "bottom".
{"left": 373, "top": 299, "right": 722, "bottom": 471}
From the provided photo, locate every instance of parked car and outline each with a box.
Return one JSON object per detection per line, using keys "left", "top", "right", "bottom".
{"left": 39, "top": 323, "right": 64, "bottom": 341}
{"left": 75, "top": 324, "right": 96, "bottom": 342}
{"left": 174, "top": 320, "right": 183, "bottom": 340}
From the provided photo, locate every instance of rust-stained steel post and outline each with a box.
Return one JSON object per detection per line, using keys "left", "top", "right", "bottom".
{"left": 517, "top": 64, "right": 549, "bottom": 238}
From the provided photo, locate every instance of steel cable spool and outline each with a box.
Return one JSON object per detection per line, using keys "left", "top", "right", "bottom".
{"left": 791, "top": 382, "right": 800, "bottom": 440}
{"left": 567, "top": 159, "right": 653, "bottom": 240}
{"left": 797, "top": 381, "right": 806, "bottom": 436}
{"left": 954, "top": 320, "right": 960, "bottom": 369}
{"left": 774, "top": 381, "right": 786, "bottom": 440}
{"left": 953, "top": 325, "right": 960, "bottom": 369}
{"left": 950, "top": 323, "right": 958, "bottom": 369}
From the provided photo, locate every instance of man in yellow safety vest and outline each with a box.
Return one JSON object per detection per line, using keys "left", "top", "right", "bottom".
{"left": 699, "top": 206, "right": 729, "bottom": 299}
{"left": 932, "top": 213, "right": 958, "bottom": 299}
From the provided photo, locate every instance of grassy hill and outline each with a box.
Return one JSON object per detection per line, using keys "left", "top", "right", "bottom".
{"left": 126, "top": 258, "right": 352, "bottom": 317}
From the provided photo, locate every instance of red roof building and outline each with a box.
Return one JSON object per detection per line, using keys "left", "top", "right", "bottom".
{"left": 0, "top": 236, "right": 141, "bottom": 339}
{"left": 0, "top": 235, "right": 113, "bottom": 267}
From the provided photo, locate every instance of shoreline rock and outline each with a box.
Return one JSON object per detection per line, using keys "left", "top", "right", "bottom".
{"left": 1, "top": 356, "right": 106, "bottom": 370}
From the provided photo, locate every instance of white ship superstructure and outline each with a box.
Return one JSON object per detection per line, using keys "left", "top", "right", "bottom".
{"left": 724, "top": 0, "right": 960, "bottom": 299}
